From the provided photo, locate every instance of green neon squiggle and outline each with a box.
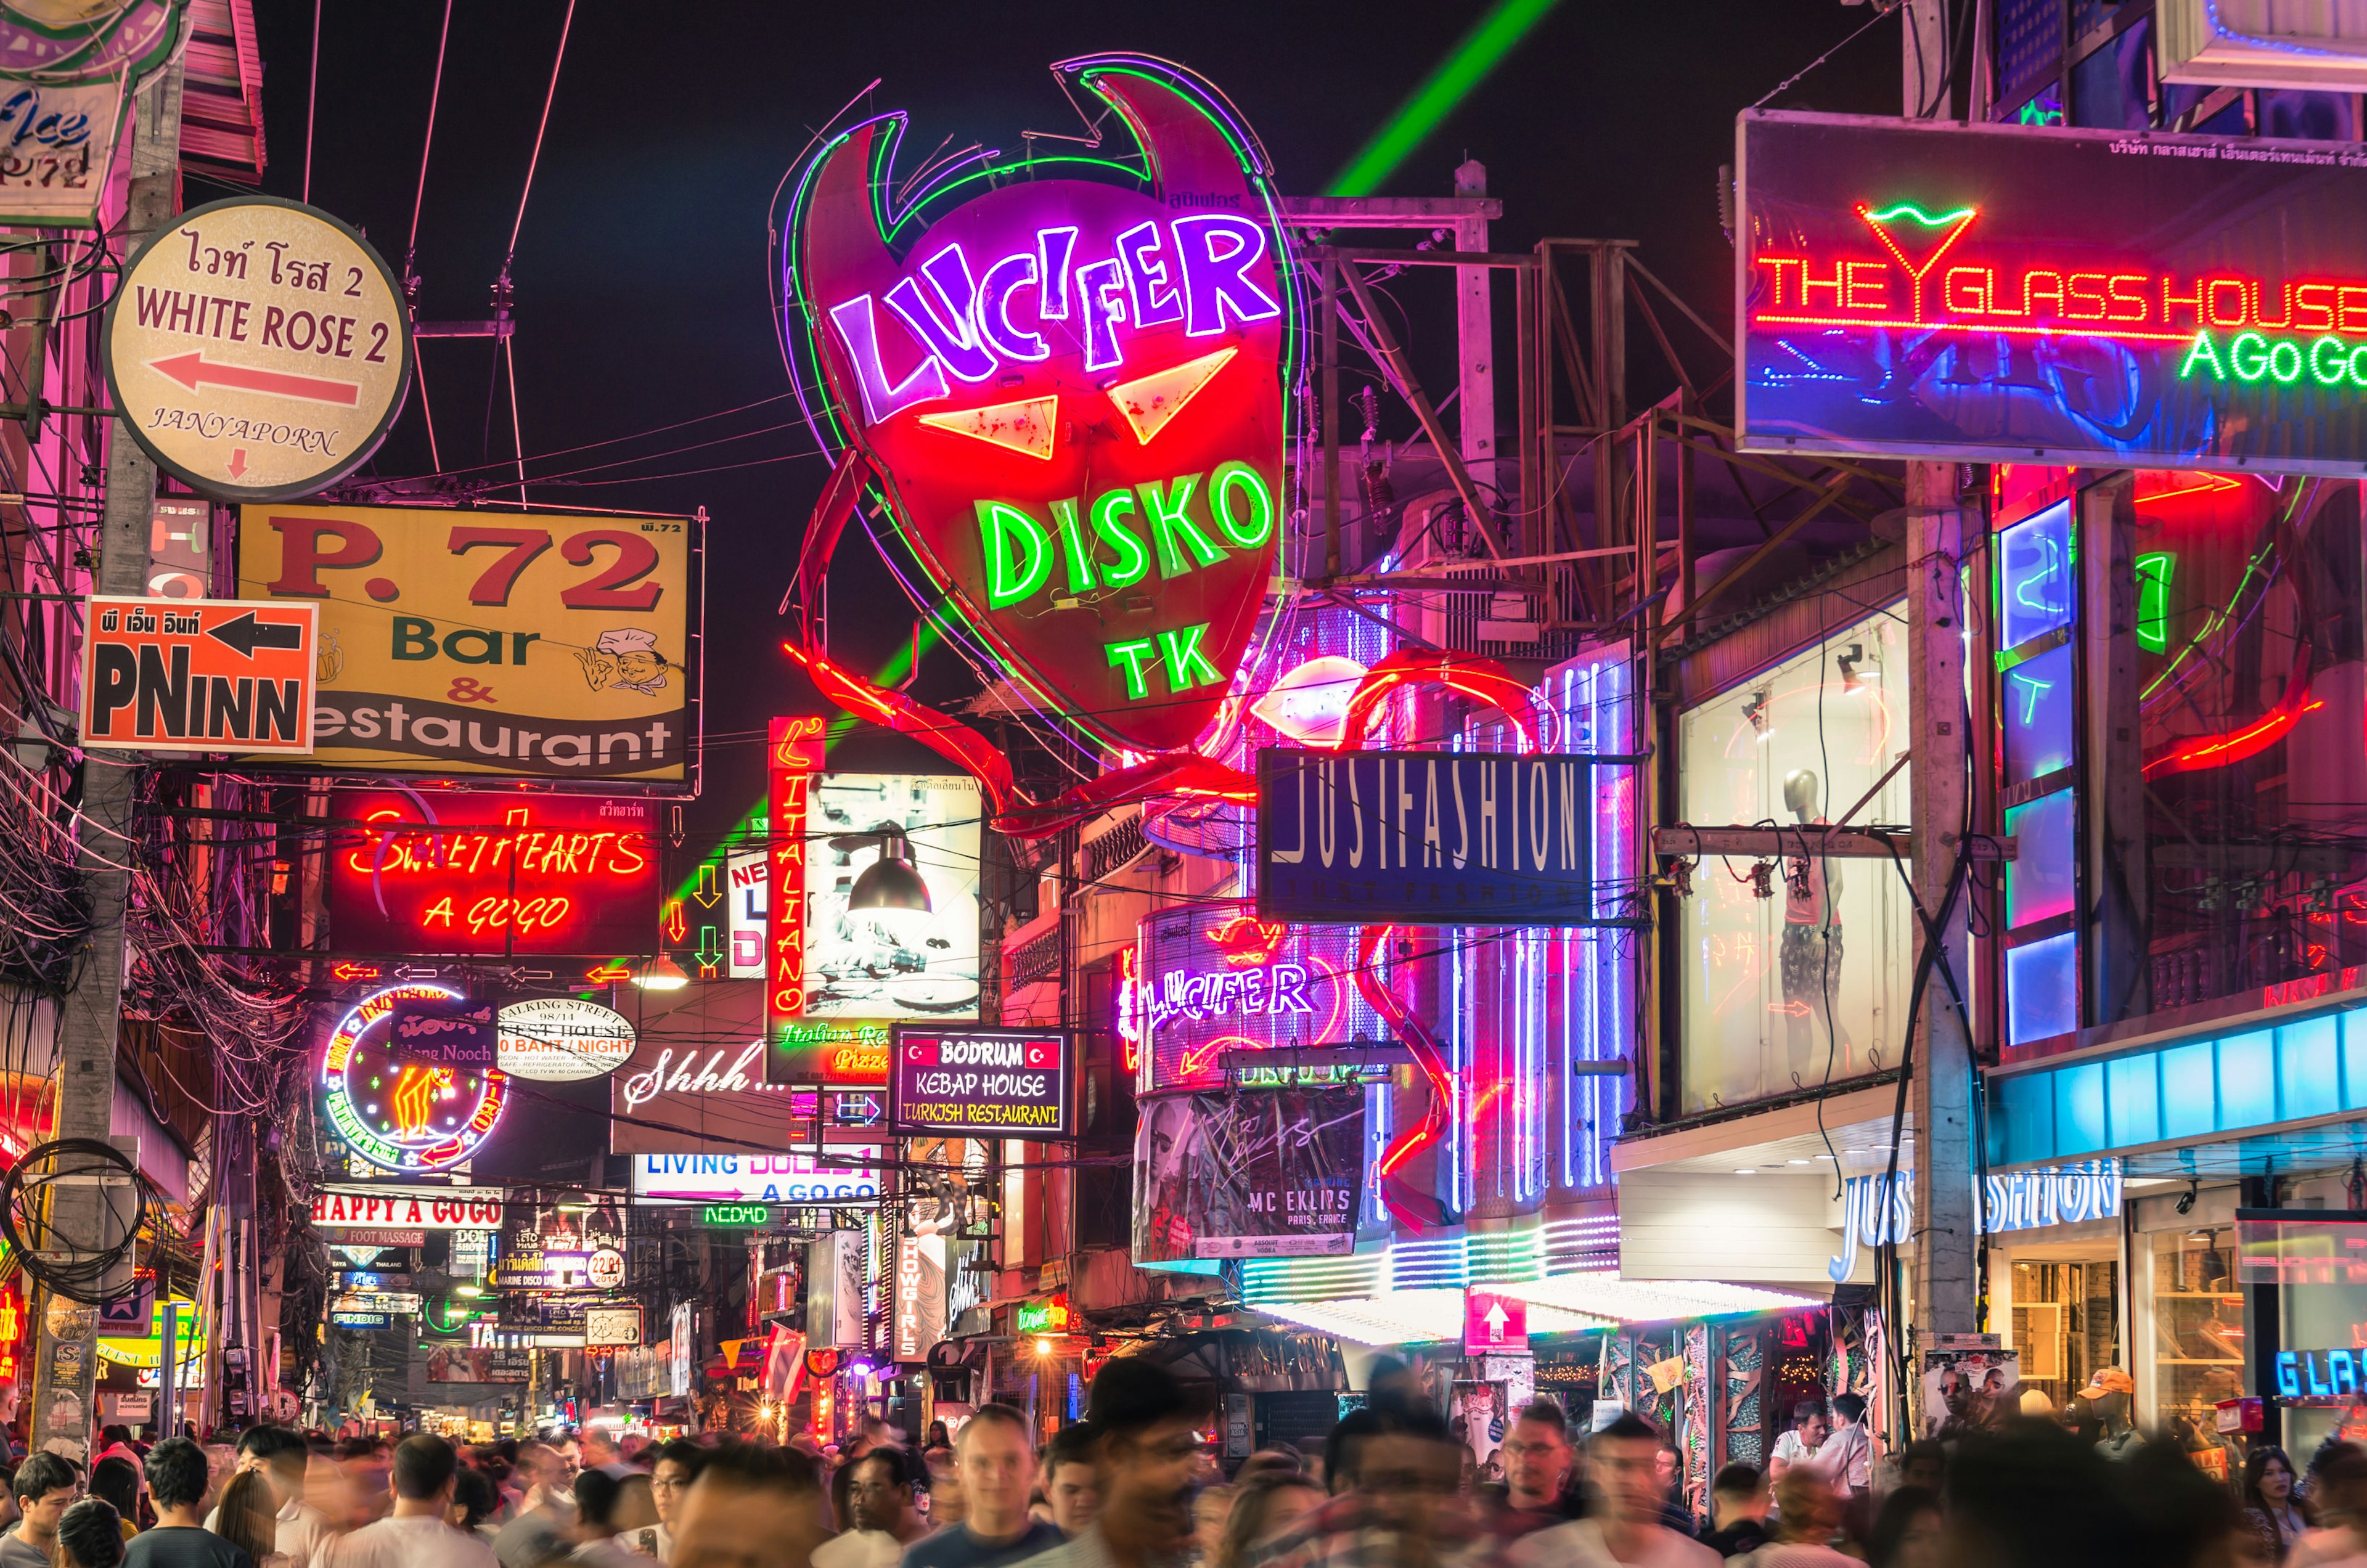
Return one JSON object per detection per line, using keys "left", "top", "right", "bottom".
{"left": 1863, "top": 202, "right": 1976, "bottom": 227}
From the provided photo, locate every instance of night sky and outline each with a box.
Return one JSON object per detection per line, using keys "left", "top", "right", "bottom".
{"left": 240, "top": 0, "right": 1902, "bottom": 843}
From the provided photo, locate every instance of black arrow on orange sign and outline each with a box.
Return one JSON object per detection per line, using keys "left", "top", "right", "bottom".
{"left": 206, "top": 611, "right": 304, "bottom": 658}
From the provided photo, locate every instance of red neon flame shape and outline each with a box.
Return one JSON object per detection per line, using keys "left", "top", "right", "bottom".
{"left": 1331, "top": 649, "right": 1552, "bottom": 755}
{"left": 2144, "top": 696, "right": 2323, "bottom": 777}
{"left": 1207, "top": 913, "right": 1290, "bottom": 968}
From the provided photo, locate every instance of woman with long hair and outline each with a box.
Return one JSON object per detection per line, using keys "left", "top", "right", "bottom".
{"left": 2246, "top": 1446, "right": 2316, "bottom": 1561}
{"left": 212, "top": 1468, "right": 285, "bottom": 1567}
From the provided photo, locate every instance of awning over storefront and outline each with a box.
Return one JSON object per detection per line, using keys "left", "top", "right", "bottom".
{"left": 1989, "top": 993, "right": 2367, "bottom": 1177}
{"left": 1251, "top": 1272, "right": 1818, "bottom": 1347}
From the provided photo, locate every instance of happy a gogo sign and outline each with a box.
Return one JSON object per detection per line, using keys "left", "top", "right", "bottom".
{"left": 783, "top": 54, "right": 1293, "bottom": 754}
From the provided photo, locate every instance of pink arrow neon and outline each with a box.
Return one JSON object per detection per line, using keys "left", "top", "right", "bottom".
{"left": 226, "top": 448, "right": 248, "bottom": 479}
{"left": 148, "top": 351, "right": 361, "bottom": 407}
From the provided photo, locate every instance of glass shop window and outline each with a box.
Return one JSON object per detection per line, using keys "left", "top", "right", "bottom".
{"left": 2139, "top": 476, "right": 2367, "bottom": 1014}
{"left": 1676, "top": 606, "right": 1913, "bottom": 1113}
{"left": 2147, "top": 1226, "right": 2246, "bottom": 1450}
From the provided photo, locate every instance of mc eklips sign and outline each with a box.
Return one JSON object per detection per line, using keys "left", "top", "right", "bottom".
{"left": 104, "top": 195, "right": 414, "bottom": 500}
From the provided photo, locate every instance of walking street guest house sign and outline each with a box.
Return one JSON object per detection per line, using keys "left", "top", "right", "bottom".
{"left": 104, "top": 195, "right": 415, "bottom": 499}
{"left": 782, "top": 54, "right": 1296, "bottom": 753}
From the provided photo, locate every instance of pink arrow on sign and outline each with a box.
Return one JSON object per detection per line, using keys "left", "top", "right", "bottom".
{"left": 148, "top": 351, "right": 361, "bottom": 407}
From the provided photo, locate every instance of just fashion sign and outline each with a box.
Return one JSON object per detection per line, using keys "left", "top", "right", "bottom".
{"left": 1828, "top": 1159, "right": 2122, "bottom": 1281}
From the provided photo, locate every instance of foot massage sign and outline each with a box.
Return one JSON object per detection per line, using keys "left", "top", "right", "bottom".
{"left": 780, "top": 54, "right": 1295, "bottom": 754}
{"left": 1736, "top": 110, "right": 2367, "bottom": 475}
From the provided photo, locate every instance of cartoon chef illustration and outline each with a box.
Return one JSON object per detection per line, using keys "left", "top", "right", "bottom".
{"left": 577, "top": 627, "right": 671, "bottom": 695}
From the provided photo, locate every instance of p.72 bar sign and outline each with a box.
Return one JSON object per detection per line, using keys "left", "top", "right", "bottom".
{"left": 80, "top": 595, "right": 316, "bottom": 752}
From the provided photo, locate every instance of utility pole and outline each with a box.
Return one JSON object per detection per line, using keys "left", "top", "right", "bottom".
{"left": 1900, "top": 0, "right": 1982, "bottom": 1400}
{"left": 31, "top": 56, "right": 180, "bottom": 1458}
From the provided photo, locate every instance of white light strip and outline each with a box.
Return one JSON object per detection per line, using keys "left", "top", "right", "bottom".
{"left": 1505, "top": 1271, "right": 1818, "bottom": 1322}
{"left": 1255, "top": 1287, "right": 1614, "bottom": 1347}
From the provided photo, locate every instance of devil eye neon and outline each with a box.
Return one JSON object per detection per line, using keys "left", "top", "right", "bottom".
{"left": 918, "top": 394, "right": 1058, "bottom": 460}
{"left": 1106, "top": 346, "right": 1236, "bottom": 444}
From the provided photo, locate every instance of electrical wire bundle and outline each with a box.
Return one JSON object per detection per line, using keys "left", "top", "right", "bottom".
{"left": 119, "top": 771, "right": 313, "bottom": 1120}
{"left": 0, "top": 1137, "right": 148, "bottom": 1304}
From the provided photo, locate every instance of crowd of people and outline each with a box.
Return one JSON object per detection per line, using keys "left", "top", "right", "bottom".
{"left": 0, "top": 1363, "right": 2358, "bottom": 1568}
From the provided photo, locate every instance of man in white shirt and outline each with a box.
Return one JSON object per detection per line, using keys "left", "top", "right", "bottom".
{"left": 1817, "top": 1395, "right": 1873, "bottom": 1498}
{"left": 325, "top": 1434, "right": 496, "bottom": 1568}
{"left": 1766, "top": 1401, "right": 1828, "bottom": 1480}
{"left": 1510, "top": 1415, "right": 1719, "bottom": 1568}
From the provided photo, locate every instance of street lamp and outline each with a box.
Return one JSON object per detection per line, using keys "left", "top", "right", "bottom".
{"left": 635, "top": 953, "right": 690, "bottom": 991}
{"left": 847, "top": 826, "right": 932, "bottom": 944}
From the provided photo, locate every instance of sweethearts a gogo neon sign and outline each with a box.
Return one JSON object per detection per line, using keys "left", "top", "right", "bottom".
{"left": 783, "top": 54, "right": 1295, "bottom": 754}
{"left": 321, "top": 982, "right": 509, "bottom": 1172}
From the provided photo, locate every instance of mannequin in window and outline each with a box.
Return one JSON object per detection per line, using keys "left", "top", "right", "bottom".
{"left": 1780, "top": 768, "right": 1847, "bottom": 1074}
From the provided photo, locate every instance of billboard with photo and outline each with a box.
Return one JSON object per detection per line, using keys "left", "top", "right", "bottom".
{"left": 1132, "top": 1084, "right": 1365, "bottom": 1264}
{"left": 235, "top": 502, "right": 697, "bottom": 783}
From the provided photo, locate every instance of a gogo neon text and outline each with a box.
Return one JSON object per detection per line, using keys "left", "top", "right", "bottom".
{"left": 827, "top": 221, "right": 1282, "bottom": 424}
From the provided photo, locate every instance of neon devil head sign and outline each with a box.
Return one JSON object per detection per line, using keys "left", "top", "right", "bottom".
{"left": 783, "top": 55, "right": 1296, "bottom": 754}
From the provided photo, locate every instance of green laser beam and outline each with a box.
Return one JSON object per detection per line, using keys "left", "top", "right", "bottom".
{"left": 1328, "top": 0, "right": 1564, "bottom": 198}
{"left": 664, "top": 619, "right": 947, "bottom": 910}
{"left": 1862, "top": 202, "right": 1975, "bottom": 226}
